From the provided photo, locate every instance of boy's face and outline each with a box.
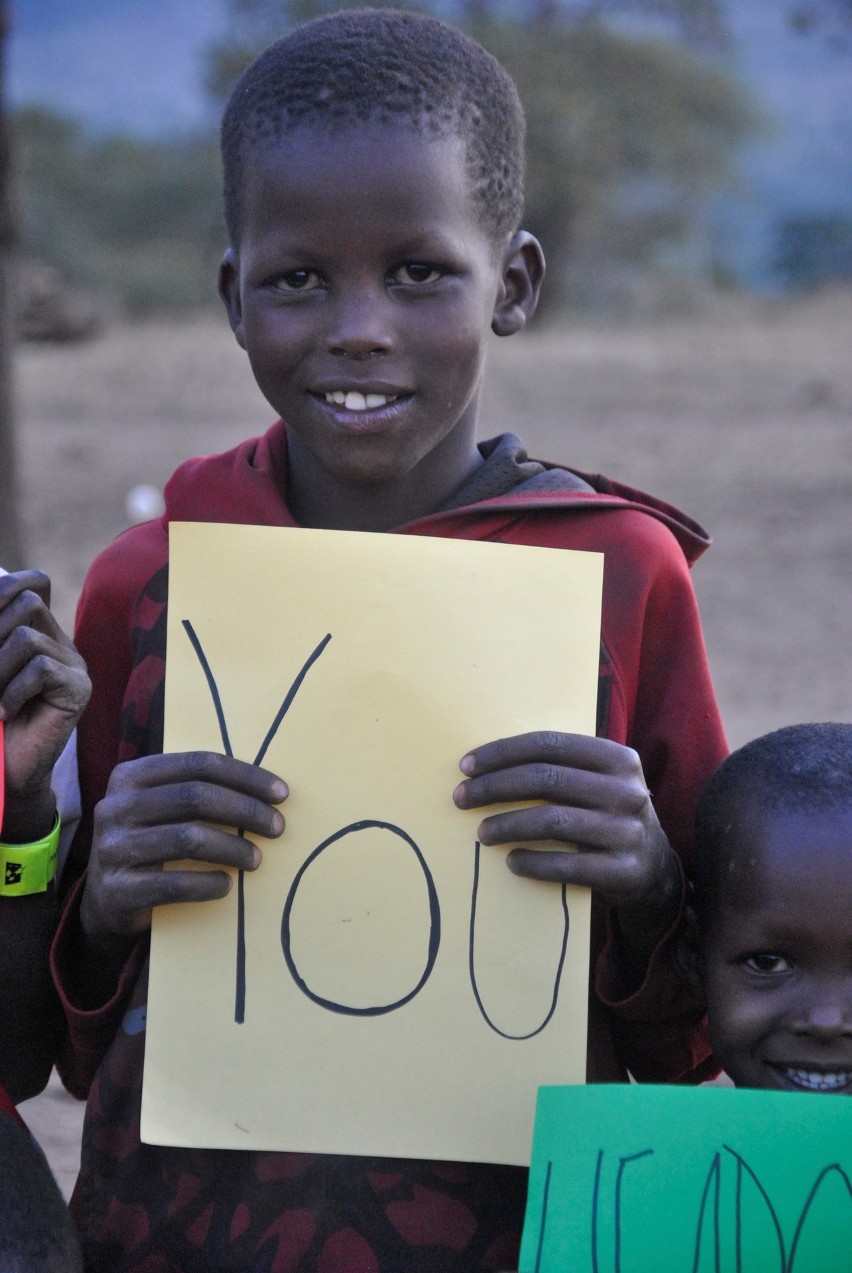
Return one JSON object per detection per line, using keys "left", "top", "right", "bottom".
{"left": 700, "top": 802, "right": 852, "bottom": 1093}
{"left": 219, "top": 124, "right": 541, "bottom": 527}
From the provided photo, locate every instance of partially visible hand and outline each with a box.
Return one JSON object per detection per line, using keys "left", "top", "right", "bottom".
{"left": 80, "top": 751, "right": 288, "bottom": 947}
{"left": 0, "top": 570, "right": 91, "bottom": 828}
{"left": 453, "top": 731, "right": 681, "bottom": 958}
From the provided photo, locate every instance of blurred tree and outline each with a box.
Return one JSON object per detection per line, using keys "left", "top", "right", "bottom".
{"left": 205, "top": 0, "right": 759, "bottom": 311}
{"left": 16, "top": 110, "right": 223, "bottom": 314}
{"left": 468, "top": 16, "right": 758, "bottom": 307}
{"left": 204, "top": 0, "right": 729, "bottom": 94}
{"left": 0, "top": 0, "right": 24, "bottom": 567}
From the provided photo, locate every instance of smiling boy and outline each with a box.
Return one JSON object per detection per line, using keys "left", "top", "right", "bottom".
{"left": 54, "top": 10, "right": 726, "bottom": 1270}
{"left": 221, "top": 126, "right": 524, "bottom": 530}
{"left": 691, "top": 723, "right": 851, "bottom": 1096}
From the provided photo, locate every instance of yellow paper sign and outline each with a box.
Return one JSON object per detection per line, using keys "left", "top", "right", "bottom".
{"left": 142, "top": 523, "right": 603, "bottom": 1165}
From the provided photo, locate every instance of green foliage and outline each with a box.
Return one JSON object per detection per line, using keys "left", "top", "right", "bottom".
{"left": 13, "top": 0, "right": 761, "bottom": 316}
{"left": 204, "top": 0, "right": 730, "bottom": 100}
{"left": 206, "top": 0, "right": 760, "bottom": 311}
{"left": 14, "top": 108, "right": 224, "bottom": 313}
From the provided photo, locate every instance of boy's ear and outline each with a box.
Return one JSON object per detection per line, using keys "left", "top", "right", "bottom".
{"left": 218, "top": 248, "right": 246, "bottom": 349}
{"left": 491, "top": 231, "right": 545, "bottom": 337}
{"left": 673, "top": 904, "right": 705, "bottom": 1002}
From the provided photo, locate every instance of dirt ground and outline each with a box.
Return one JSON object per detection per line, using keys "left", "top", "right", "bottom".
{"left": 11, "top": 287, "right": 852, "bottom": 1198}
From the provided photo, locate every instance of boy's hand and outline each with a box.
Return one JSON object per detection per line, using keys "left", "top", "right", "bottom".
{"left": 0, "top": 570, "right": 91, "bottom": 838}
{"left": 80, "top": 752, "right": 288, "bottom": 949}
{"left": 453, "top": 732, "right": 682, "bottom": 971}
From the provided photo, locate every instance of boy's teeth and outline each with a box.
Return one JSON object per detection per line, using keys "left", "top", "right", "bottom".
{"left": 325, "top": 391, "right": 397, "bottom": 411}
{"left": 781, "top": 1067, "right": 850, "bottom": 1091}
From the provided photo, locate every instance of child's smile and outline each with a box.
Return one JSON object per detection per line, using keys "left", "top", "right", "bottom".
{"left": 701, "top": 805, "right": 852, "bottom": 1094}
{"left": 219, "top": 123, "right": 529, "bottom": 530}
{"left": 308, "top": 379, "right": 412, "bottom": 434}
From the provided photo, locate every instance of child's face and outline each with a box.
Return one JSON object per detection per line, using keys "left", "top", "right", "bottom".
{"left": 701, "top": 803, "right": 852, "bottom": 1093}
{"left": 220, "top": 124, "right": 538, "bottom": 526}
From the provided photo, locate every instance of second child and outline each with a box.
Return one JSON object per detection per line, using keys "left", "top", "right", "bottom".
{"left": 689, "top": 722, "right": 851, "bottom": 1094}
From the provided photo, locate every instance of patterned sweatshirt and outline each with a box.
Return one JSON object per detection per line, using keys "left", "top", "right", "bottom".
{"left": 53, "top": 426, "right": 727, "bottom": 1272}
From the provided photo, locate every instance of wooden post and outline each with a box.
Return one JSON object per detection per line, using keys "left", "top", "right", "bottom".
{"left": 0, "top": 0, "right": 25, "bottom": 568}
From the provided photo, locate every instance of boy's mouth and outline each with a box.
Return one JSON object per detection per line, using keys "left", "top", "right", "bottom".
{"left": 771, "top": 1064, "right": 851, "bottom": 1092}
{"left": 323, "top": 390, "right": 399, "bottom": 412}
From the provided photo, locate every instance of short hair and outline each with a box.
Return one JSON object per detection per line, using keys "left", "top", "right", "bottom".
{"left": 0, "top": 1115, "right": 83, "bottom": 1272}
{"left": 221, "top": 7, "right": 526, "bottom": 249}
{"left": 694, "top": 722, "right": 852, "bottom": 920}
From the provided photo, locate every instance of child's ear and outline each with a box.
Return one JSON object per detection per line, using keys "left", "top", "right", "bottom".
{"left": 673, "top": 904, "right": 705, "bottom": 1002}
{"left": 491, "top": 231, "right": 545, "bottom": 337}
{"left": 218, "top": 249, "right": 246, "bottom": 349}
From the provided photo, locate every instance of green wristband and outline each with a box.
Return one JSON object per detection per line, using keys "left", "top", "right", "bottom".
{"left": 0, "top": 815, "right": 60, "bottom": 896}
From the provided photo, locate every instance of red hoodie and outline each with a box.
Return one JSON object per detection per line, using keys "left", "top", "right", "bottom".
{"left": 53, "top": 424, "right": 726, "bottom": 1272}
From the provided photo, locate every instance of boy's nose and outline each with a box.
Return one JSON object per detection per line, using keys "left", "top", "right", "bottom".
{"left": 791, "top": 985, "right": 852, "bottom": 1039}
{"left": 326, "top": 293, "right": 394, "bottom": 360}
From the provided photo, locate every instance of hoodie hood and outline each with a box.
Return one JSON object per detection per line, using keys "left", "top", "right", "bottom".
{"left": 159, "top": 420, "right": 712, "bottom": 569}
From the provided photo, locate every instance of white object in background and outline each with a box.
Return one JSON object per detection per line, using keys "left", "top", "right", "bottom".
{"left": 126, "top": 484, "right": 165, "bottom": 524}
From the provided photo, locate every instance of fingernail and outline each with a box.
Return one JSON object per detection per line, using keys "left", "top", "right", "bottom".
{"left": 271, "top": 779, "right": 288, "bottom": 802}
{"left": 252, "top": 847, "right": 262, "bottom": 869}
{"left": 453, "top": 783, "right": 466, "bottom": 805}
{"left": 459, "top": 754, "right": 475, "bottom": 775}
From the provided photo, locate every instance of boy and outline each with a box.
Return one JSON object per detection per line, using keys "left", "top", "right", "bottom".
{"left": 691, "top": 722, "right": 851, "bottom": 1094}
{"left": 0, "top": 568, "right": 90, "bottom": 1104}
{"left": 54, "top": 10, "right": 726, "bottom": 1270}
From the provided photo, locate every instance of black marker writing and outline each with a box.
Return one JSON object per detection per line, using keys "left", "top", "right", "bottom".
{"left": 533, "top": 1160, "right": 554, "bottom": 1273}
{"left": 614, "top": 1149, "right": 654, "bottom": 1273}
{"left": 724, "top": 1144, "right": 852, "bottom": 1273}
{"left": 468, "top": 840, "right": 569, "bottom": 1039}
{"left": 182, "top": 621, "right": 332, "bottom": 1023}
{"left": 182, "top": 623, "right": 573, "bottom": 1041}
{"left": 281, "top": 819, "right": 441, "bottom": 1015}
{"left": 533, "top": 1146, "right": 851, "bottom": 1272}
{"left": 692, "top": 1153, "right": 721, "bottom": 1273}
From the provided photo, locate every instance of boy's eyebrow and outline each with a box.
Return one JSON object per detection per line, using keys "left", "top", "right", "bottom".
{"left": 250, "top": 226, "right": 472, "bottom": 263}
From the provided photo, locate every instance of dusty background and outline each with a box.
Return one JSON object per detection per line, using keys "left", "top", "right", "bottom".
{"left": 13, "top": 287, "right": 852, "bottom": 1196}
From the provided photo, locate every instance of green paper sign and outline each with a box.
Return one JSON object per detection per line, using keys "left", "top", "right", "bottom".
{"left": 520, "top": 1085, "right": 851, "bottom": 1272}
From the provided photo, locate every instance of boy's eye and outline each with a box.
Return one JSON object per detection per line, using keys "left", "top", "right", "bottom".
{"left": 273, "top": 269, "right": 322, "bottom": 292}
{"left": 742, "top": 952, "right": 791, "bottom": 975}
{"left": 392, "top": 262, "right": 442, "bottom": 285}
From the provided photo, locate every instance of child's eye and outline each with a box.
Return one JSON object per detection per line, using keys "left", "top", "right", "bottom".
{"left": 273, "top": 269, "right": 322, "bottom": 292}
{"left": 392, "top": 262, "right": 443, "bottom": 285}
{"left": 742, "top": 952, "right": 791, "bottom": 975}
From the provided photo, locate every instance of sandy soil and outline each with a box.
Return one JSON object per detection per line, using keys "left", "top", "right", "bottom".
{"left": 11, "top": 287, "right": 852, "bottom": 1198}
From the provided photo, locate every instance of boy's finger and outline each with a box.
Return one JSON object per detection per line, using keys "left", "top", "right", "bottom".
{"left": 111, "top": 823, "right": 265, "bottom": 872}
{"left": 454, "top": 762, "right": 617, "bottom": 811}
{"left": 110, "top": 752, "right": 288, "bottom": 805}
{"left": 0, "top": 626, "right": 84, "bottom": 679}
{"left": 475, "top": 803, "right": 634, "bottom": 851}
{"left": 459, "top": 732, "right": 631, "bottom": 777}
{"left": 104, "top": 780, "right": 286, "bottom": 842}
{"left": 0, "top": 571, "right": 53, "bottom": 628}
{"left": 505, "top": 845, "right": 633, "bottom": 896}
{"left": 101, "top": 865, "right": 235, "bottom": 925}
{"left": 0, "top": 653, "right": 91, "bottom": 722}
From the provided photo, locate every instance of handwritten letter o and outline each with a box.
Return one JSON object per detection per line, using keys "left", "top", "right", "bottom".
{"left": 281, "top": 820, "right": 441, "bottom": 1016}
